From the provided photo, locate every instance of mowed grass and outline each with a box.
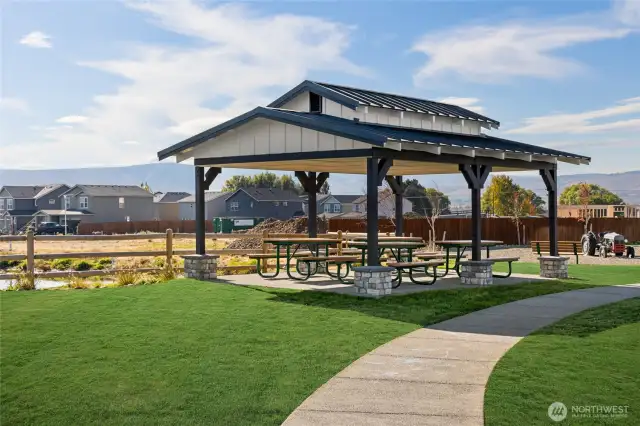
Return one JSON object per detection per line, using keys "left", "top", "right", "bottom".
{"left": 485, "top": 297, "right": 640, "bottom": 425}
{"left": 1, "top": 263, "right": 639, "bottom": 425}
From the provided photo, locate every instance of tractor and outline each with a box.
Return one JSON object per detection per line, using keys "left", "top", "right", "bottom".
{"left": 581, "top": 231, "right": 635, "bottom": 258}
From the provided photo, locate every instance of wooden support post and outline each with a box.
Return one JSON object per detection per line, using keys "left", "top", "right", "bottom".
{"left": 261, "top": 230, "right": 269, "bottom": 273}
{"left": 366, "top": 157, "right": 380, "bottom": 266}
{"left": 459, "top": 164, "right": 492, "bottom": 261}
{"left": 26, "top": 230, "right": 35, "bottom": 287}
{"left": 166, "top": 229, "right": 173, "bottom": 268}
{"left": 337, "top": 230, "right": 343, "bottom": 255}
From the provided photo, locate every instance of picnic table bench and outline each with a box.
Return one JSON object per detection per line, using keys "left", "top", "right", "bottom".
{"left": 531, "top": 241, "right": 580, "bottom": 264}
{"left": 386, "top": 260, "right": 445, "bottom": 286}
{"left": 487, "top": 256, "right": 520, "bottom": 278}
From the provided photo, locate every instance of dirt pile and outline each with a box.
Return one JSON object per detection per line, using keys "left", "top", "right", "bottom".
{"left": 226, "top": 217, "right": 328, "bottom": 250}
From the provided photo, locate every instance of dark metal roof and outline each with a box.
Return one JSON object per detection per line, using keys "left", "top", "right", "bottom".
{"left": 267, "top": 80, "right": 500, "bottom": 126}
{"left": 157, "top": 107, "right": 590, "bottom": 163}
{"left": 178, "top": 191, "right": 227, "bottom": 203}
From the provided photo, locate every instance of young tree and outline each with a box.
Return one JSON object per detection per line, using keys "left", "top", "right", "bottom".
{"left": 424, "top": 186, "right": 448, "bottom": 250}
{"left": 578, "top": 182, "right": 593, "bottom": 233}
{"left": 559, "top": 183, "right": 623, "bottom": 205}
{"left": 510, "top": 190, "right": 535, "bottom": 245}
{"left": 319, "top": 180, "right": 330, "bottom": 194}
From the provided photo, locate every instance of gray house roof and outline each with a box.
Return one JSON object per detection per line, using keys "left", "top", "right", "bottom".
{"left": 178, "top": 191, "right": 227, "bottom": 203}
{"left": 267, "top": 80, "right": 501, "bottom": 126}
{"left": 63, "top": 185, "right": 154, "bottom": 197}
{"left": 1, "top": 185, "right": 45, "bottom": 198}
{"left": 35, "top": 184, "right": 68, "bottom": 199}
{"left": 154, "top": 192, "right": 191, "bottom": 203}
{"left": 231, "top": 188, "right": 301, "bottom": 202}
{"left": 332, "top": 195, "right": 360, "bottom": 204}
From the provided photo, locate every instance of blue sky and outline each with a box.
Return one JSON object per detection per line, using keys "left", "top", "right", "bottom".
{"left": 1, "top": 0, "right": 639, "bottom": 192}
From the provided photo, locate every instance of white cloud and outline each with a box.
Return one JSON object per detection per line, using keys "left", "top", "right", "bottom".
{"left": 19, "top": 31, "right": 52, "bottom": 48}
{"left": 507, "top": 97, "right": 640, "bottom": 134}
{"left": 0, "top": 97, "right": 29, "bottom": 113}
{"left": 4, "top": 0, "right": 364, "bottom": 168}
{"left": 56, "top": 115, "right": 88, "bottom": 124}
{"left": 614, "top": 0, "right": 640, "bottom": 26}
{"left": 438, "top": 97, "right": 484, "bottom": 114}
{"left": 412, "top": 2, "right": 636, "bottom": 84}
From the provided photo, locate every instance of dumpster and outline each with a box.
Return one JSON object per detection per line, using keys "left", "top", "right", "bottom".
{"left": 212, "top": 217, "right": 265, "bottom": 233}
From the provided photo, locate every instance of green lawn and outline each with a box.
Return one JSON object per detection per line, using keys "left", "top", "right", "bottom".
{"left": 1, "top": 263, "right": 639, "bottom": 425}
{"left": 485, "top": 298, "right": 640, "bottom": 426}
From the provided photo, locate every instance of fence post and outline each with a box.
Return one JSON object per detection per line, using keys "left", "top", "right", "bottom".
{"left": 337, "top": 230, "right": 343, "bottom": 255}
{"left": 26, "top": 230, "right": 35, "bottom": 287}
{"left": 261, "top": 230, "right": 268, "bottom": 273}
{"left": 166, "top": 229, "right": 173, "bottom": 268}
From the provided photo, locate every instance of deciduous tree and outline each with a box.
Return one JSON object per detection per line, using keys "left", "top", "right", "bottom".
{"left": 559, "top": 183, "right": 623, "bottom": 205}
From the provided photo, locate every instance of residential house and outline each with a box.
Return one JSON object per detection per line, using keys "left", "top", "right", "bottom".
{"left": 352, "top": 189, "right": 413, "bottom": 218}
{"left": 224, "top": 188, "right": 303, "bottom": 220}
{"left": 302, "top": 194, "right": 360, "bottom": 218}
{"left": 178, "top": 191, "right": 228, "bottom": 220}
{"left": 559, "top": 204, "right": 640, "bottom": 219}
{"left": 59, "top": 185, "right": 154, "bottom": 225}
{"left": 153, "top": 192, "right": 191, "bottom": 220}
{"left": 0, "top": 184, "right": 73, "bottom": 233}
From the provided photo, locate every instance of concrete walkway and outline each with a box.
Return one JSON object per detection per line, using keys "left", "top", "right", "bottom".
{"left": 282, "top": 284, "right": 640, "bottom": 426}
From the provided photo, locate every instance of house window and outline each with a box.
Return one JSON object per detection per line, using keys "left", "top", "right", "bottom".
{"left": 353, "top": 204, "right": 359, "bottom": 212}
{"left": 7, "top": 199, "right": 14, "bottom": 210}
{"left": 310, "top": 92, "right": 322, "bottom": 113}
{"left": 324, "top": 204, "right": 331, "bottom": 213}
{"left": 64, "top": 196, "right": 71, "bottom": 210}
{"left": 274, "top": 201, "right": 280, "bottom": 206}
{"left": 283, "top": 201, "right": 288, "bottom": 206}
{"left": 119, "top": 197, "right": 125, "bottom": 209}
{"left": 230, "top": 202, "right": 239, "bottom": 212}
{"left": 79, "top": 197, "right": 88, "bottom": 209}
{"left": 49, "top": 199, "right": 55, "bottom": 205}
{"left": 0, "top": 199, "right": 4, "bottom": 210}
{"left": 333, "top": 204, "right": 341, "bottom": 213}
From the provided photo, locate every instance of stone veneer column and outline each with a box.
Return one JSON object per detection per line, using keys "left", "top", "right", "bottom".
{"left": 459, "top": 260, "right": 494, "bottom": 286}
{"left": 181, "top": 254, "right": 219, "bottom": 281}
{"left": 353, "top": 266, "right": 394, "bottom": 297}
{"left": 538, "top": 256, "right": 569, "bottom": 278}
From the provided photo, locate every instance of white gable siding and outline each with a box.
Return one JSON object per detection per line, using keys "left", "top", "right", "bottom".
{"left": 280, "top": 92, "right": 309, "bottom": 111}
{"left": 186, "top": 118, "right": 371, "bottom": 160}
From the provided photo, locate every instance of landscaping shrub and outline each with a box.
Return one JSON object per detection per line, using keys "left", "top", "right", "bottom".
{"left": 157, "top": 266, "right": 176, "bottom": 282}
{"left": 0, "top": 260, "right": 22, "bottom": 270}
{"left": 153, "top": 257, "right": 166, "bottom": 268}
{"left": 34, "top": 260, "right": 52, "bottom": 272}
{"left": 8, "top": 271, "right": 36, "bottom": 291}
{"left": 51, "top": 258, "right": 73, "bottom": 270}
{"left": 15, "top": 260, "right": 28, "bottom": 271}
{"left": 114, "top": 269, "right": 140, "bottom": 287}
{"left": 67, "top": 276, "right": 90, "bottom": 289}
{"left": 72, "top": 260, "right": 94, "bottom": 271}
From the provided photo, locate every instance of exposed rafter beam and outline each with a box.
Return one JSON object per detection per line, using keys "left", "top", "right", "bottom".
{"left": 441, "top": 146, "right": 475, "bottom": 158}
{"left": 532, "top": 155, "right": 557, "bottom": 164}
{"left": 476, "top": 150, "right": 505, "bottom": 160}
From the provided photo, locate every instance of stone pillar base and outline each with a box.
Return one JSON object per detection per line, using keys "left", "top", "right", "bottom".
{"left": 353, "top": 266, "right": 394, "bottom": 297}
{"left": 182, "top": 254, "right": 219, "bottom": 281}
{"left": 538, "top": 256, "right": 569, "bottom": 278}
{"left": 459, "top": 260, "right": 493, "bottom": 286}
{"left": 297, "top": 261, "right": 327, "bottom": 275}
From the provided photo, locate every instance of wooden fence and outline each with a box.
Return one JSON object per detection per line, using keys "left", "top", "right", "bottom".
{"left": 328, "top": 217, "right": 640, "bottom": 245}
{"left": 77, "top": 220, "right": 213, "bottom": 235}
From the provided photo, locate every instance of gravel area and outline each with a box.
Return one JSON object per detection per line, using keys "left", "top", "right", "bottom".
{"left": 488, "top": 246, "right": 640, "bottom": 265}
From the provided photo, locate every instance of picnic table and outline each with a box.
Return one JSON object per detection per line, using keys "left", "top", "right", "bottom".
{"left": 436, "top": 240, "right": 503, "bottom": 275}
{"left": 263, "top": 237, "right": 340, "bottom": 280}
{"left": 347, "top": 240, "right": 426, "bottom": 265}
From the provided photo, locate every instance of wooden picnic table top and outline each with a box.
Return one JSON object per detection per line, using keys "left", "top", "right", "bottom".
{"left": 263, "top": 238, "right": 339, "bottom": 244}
{"left": 348, "top": 240, "right": 425, "bottom": 248}
{"left": 348, "top": 235, "right": 423, "bottom": 242}
{"left": 437, "top": 240, "right": 503, "bottom": 247}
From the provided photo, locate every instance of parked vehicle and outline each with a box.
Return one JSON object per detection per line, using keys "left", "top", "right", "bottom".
{"left": 34, "top": 222, "right": 67, "bottom": 235}
{"left": 581, "top": 231, "right": 635, "bottom": 258}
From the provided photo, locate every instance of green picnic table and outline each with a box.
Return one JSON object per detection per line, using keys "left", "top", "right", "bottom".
{"left": 347, "top": 240, "right": 426, "bottom": 265}
{"left": 436, "top": 240, "right": 503, "bottom": 276}
{"left": 262, "top": 237, "right": 339, "bottom": 281}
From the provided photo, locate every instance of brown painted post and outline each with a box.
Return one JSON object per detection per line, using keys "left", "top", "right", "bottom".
{"left": 166, "top": 229, "right": 173, "bottom": 268}
{"left": 261, "top": 230, "right": 268, "bottom": 273}
{"left": 26, "top": 230, "right": 35, "bottom": 287}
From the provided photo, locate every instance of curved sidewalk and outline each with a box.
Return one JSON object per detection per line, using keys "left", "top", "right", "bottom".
{"left": 283, "top": 284, "right": 640, "bottom": 426}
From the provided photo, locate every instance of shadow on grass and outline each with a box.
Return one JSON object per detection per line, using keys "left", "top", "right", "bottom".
{"left": 533, "top": 297, "right": 640, "bottom": 338}
{"left": 251, "top": 280, "right": 598, "bottom": 327}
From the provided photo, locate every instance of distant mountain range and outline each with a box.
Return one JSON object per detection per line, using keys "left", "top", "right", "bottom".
{"left": 1, "top": 164, "right": 639, "bottom": 205}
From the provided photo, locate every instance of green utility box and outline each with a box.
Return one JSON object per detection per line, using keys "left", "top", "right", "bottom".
{"left": 212, "top": 217, "right": 265, "bottom": 233}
